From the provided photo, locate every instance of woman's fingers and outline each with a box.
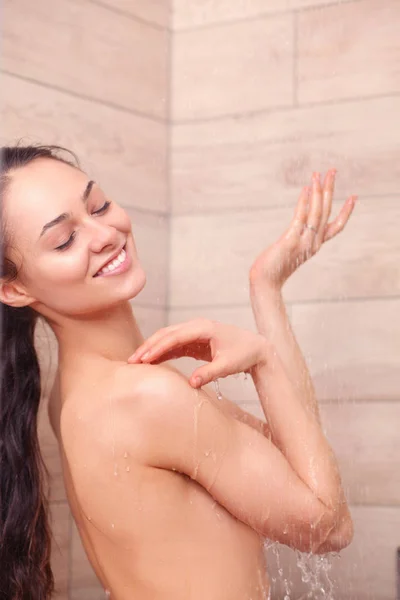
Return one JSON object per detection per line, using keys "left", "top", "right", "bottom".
{"left": 301, "top": 172, "right": 323, "bottom": 254}
{"left": 128, "top": 324, "right": 182, "bottom": 361}
{"left": 190, "top": 357, "right": 231, "bottom": 388}
{"left": 128, "top": 320, "right": 213, "bottom": 363}
{"left": 317, "top": 169, "right": 336, "bottom": 245}
{"left": 289, "top": 185, "right": 310, "bottom": 236}
{"left": 323, "top": 195, "right": 357, "bottom": 242}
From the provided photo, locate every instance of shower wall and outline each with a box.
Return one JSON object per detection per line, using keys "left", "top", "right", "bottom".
{"left": 168, "top": 0, "right": 400, "bottom": 598}
{"left": 1, "top": 0, "right": 170, "bottom": 598}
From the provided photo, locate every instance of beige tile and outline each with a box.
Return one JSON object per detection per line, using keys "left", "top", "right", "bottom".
{"left": 70, "top": 520, "right": 104, "bottom": 600}
{"left": 265, "top": 506, "right": 400, "bottom": 599}
{"left": 101, "top": 0, "right": 170, "bottom": 27}
{"left": 290, "top": 298, "right": 400, "bottom": 402}
{"left": 171, "top": 95, "right": 400, "bottom": 212}
{"left": 319, "top": 402, "right": 400, "bottom": 506}
{"left": 0, "top": 73, "right": 168, "bottom": 213}
{"left": 50, "top": 502, "right": 70, "bottom": 600}
{"left": 169, "top": 197, "right": 400, "bottom": 307}
{"left": 298, "top": 0, "right": 400, "bottom": 103}
{"left": 173, "top": 0, "right": 357, "bottom": 29}
{"left": 3, "top": 0, "right": 168, "bottom": 119}
{"left": 126, "top": 209, "right": 169, "bottom": 307}
{"left": 172, "top": 14, "right": 293, "bottom": 120}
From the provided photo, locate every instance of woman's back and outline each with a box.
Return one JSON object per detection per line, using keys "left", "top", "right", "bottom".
{"left": 49, "top": 360, "right": 270, "bottom": 600}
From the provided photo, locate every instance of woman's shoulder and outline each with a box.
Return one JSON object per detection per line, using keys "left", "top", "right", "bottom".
{"left": 59, "top": 362, "right": 184, "bottom": 456}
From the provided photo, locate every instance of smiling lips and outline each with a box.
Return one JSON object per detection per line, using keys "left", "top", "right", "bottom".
{"left": 94, "top": 244, "right": 128, "bottom": 277}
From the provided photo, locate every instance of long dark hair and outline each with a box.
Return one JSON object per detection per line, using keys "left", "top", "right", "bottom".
{"left": 0, "top": 143, "right": 80, "bottom": 599}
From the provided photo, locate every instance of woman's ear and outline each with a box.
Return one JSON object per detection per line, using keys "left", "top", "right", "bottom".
{"left": 0, "top": 279, "right": 35, "bottom": 308}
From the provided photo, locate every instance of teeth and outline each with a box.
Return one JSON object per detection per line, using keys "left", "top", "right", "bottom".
{"left": 97, "top": 248, "right": 126, "bottom": 276}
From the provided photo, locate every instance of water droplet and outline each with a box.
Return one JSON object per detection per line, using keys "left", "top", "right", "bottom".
{"left": 123, "top": 452, "right": 128, "bottom": 459}
{"left": 111, "top": 523, "right": 115, "bottom": 529}
{"left": 213, "top": 378, "right": 223, "bottom": 400}
{"left": 126, "top": 466, "right": 130, "bottom": 472}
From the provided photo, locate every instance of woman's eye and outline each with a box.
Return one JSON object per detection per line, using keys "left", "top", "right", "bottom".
{"left": 93, "top": 200, "right": 111, "bottom": 215}
{"left": 55, "top": 201, "right": 112, "bottom": 251}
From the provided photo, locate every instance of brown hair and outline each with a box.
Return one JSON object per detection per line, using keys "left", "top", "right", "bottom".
{"left": 0, "top": 143, "right": 79, "bottom": 599}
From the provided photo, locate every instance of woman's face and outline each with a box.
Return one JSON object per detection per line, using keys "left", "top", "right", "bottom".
{"left": 2, "top": 157, "right": 146, "bottom": 317}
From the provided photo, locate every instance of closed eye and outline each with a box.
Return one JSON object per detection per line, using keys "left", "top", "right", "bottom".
{"left": 55, "top": 201, "right": 112, "bottom": 251}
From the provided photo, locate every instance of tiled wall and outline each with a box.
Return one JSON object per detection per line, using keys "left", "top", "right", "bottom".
{"left": 169, "top": 0, "right": 400, "bottom": 598}
{"left": 1, "top": 0, "right": 170, "bottom": 598}
{"left": 2, "top": 0, "right": 400, "bottom": 598}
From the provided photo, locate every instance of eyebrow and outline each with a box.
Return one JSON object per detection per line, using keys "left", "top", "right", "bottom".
{"left": 38, "top": 179, "right": 95, "bottom": 240}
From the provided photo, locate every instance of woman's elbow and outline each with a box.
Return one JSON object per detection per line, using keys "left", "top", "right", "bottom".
{"left": 314, "top": 513, "right": 354, "bottom": 554}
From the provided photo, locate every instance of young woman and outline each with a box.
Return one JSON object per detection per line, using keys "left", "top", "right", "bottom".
{"left": 0, "top": 144, "right": 356, "bottom": 600}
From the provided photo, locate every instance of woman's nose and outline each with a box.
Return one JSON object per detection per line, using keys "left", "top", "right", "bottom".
{"left": 87, "top": 220, "right": 118, "bottom": 252}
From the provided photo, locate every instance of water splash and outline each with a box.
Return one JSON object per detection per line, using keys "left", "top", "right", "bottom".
{"left": 295, "top": 551, "right": 337, "bottom": 599}
{"left": 213, "top": 378, "right": 223, "bottom": 400}
{"left": 263, "top": 540, "right": 338, "bottom": 599}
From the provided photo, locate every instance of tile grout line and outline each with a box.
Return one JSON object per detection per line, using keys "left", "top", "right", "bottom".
{"left": 172, "top": 0, "right": 365, "bottom": 33}
{"left": 2, "top": 70, "right": 399, "bottom": 130}
{"left": 170, "top": 194, "right": 399, "bottom": 217}
{"left": 172, "top": 91, "right": 400, "bottom": 126}
{"left": 168, "top": 294, "right": 400, "bottom": 311}
{"left": 84, "top": 0, "right": 167, "bottom": 31}
{"left": 0, "top": 69, "right": 166, "bottom": 125}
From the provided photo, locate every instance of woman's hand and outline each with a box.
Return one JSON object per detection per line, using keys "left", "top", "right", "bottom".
{"left": 127, "top": 318, "right": 268, "bottom": 389}
{"left": 249, "top": 169, "right": 358, "bottom": 291}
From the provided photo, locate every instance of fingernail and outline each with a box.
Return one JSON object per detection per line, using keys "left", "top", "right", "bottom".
{"left": 193, "top": 376, "right": 202, "bottom": 387}
{"left": 142, "top": 351, "right": 150, "bottom": 360}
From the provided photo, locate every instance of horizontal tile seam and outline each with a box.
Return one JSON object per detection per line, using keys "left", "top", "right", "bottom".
{"left": 85, "top": 0, "right": 169, "bottom": 32}
{"left": 1, "top": 70, "right": 168, "bottom": 125}
{"left": 168, "top": 295, "right": 400, "bottom": 310}
{"left": 169, "top": 194, "right": 397, "bottom": 216}
{"left": 171, "top": 0, "right": 366, "bottom": 33}
{"left": 171, "top": 91, "right": 400, "bottom": 126}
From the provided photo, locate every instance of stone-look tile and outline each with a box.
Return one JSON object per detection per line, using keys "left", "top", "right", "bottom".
{"left": 101, "top": 0, "right": 170, "bottom": 27}
{"left": 172, "top": 0, "right": 357, "bottom": 29}
{"left": 291, "top": 298, "right": 400, "bottom": 402}
{"left": 265, "top": 506, "right": 400, "bottom": 599}
{"left": 126, "top": 209, "right": 169, "bottom": 307}
{"left": 172, "top": 14, "right": 293, "bottom": 120}
{"left": 50, "top": 502, "right": 70, "bottom": 600}
{"left": 241, "top": 399, "right": 400, "bottom": 507}
{"left": 70, "top": 520, "right": 104, "bottom": 600}
{"left": 319, "top": 402, "right": 400, "bottom": 506}
{"left": 169, "top": 197, "right": 400, "bottom": 306}
{"left": 0, "top": 74, "right": 168, "bottom": 213}
{"left": 3, "top": 0, "right": 168, "bottom": 119}
{"left": 298, "top": 0, "right": 400, "bottom": 103}
{"left": 171, "top": 96, "right": 400, "bottom": 212}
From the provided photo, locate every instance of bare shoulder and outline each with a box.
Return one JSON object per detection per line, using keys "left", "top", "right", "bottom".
{"left": 59, "top": 362, "right": 190, "bottom": 463}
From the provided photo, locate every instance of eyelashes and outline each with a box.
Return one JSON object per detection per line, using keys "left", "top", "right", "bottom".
{"left": 55, "top": 201, "right": 112, "bottom": 251}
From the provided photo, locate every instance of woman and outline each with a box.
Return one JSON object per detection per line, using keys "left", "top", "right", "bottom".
{"left": 0, "top": 144, "right": 356, "bottom": 600}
